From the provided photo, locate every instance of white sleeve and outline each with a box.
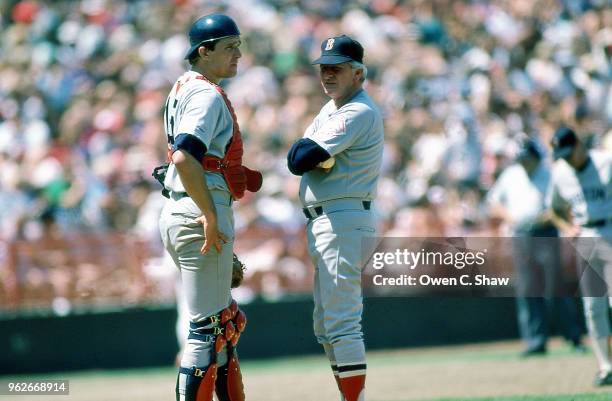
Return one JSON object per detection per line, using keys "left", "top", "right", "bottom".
{"left": 546, "top": 170, "right": 567, "bottom": 213}
{"left": 177, "top": 87, "right": 223, "bottom": 150}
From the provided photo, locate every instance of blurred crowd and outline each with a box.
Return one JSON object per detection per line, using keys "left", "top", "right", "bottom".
{"left": 0, "top": 0, "right": 610, "bottom": 310}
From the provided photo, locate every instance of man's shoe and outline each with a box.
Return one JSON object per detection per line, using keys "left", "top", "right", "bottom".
{"left": 520, "top": 345, "right": 547, "bottom": 358}
{"left": 594, "top": 371, "right": 612, "bottom": 386}
{"left": 571, "top": 342, "right": 587, "bottom": 354}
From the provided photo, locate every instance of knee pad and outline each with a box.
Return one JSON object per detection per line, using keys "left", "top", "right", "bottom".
{"left": 189, "top": 303, "right": 243, "bottom": 343}
{"left": 215, "top": 302, "right": 247, "bottom": 401}
{"left": 176, "top": 364, "right": 217, "bottom": 401}
{"left": 218, "top": 302, "right": 247, "bottom": 349}
{"left": 234, "top": 309, "right": 247, "bottom": 332}
{"left": 220, "top": 308, "right": 246, "bottom": 347}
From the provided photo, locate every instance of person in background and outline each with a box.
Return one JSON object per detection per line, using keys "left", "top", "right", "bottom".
{"left": 488, "top": 138, "right": 583, "bottom": 357}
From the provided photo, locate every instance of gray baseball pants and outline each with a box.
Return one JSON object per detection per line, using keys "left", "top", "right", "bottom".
{"left": 159, "top": 190, "right": 234, "bottom": 369}
{"left": 306, "top": 200, "right": 376, "bottom": 376}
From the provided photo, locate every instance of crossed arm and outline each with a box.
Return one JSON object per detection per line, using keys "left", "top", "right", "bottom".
{"left": 287, "top": 138, "right": 332, "bottom": 175}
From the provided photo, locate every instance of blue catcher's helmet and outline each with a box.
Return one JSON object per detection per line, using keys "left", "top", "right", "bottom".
{"left": 184, "top": 13, "right": 240, "bottom": 59}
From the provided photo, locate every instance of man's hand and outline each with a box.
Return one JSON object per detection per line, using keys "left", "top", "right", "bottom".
{"left": 317, "top": 157, "right": 335, "bottom": 169}
{"left": 195, "top": 214, "right": 229, "bottom": 254}
{"left": 546, "top": 209, "right": 580, "bottom": 238}
{"left": 317, "top": 157, "right": 335, "bottom": 173}
{"left": 173, "top": 149, "right": 229, "bottom": 253}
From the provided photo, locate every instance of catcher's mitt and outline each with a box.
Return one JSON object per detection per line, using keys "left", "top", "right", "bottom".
{"left": 231, "top": 253, "right": 246, "bottom": 288}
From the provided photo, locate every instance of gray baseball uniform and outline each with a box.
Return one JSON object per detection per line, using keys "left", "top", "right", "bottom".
{"left": 300, "top": 89, "right": 383, "bottom": 380}
{"left": 159, "top": 13, "right": 249, "bottom": 401}
{"left": 163, "top": 71, "right": 232, "bottom": 195}
{"left": 159, "top": 71, "right": 235, "bottom": 371}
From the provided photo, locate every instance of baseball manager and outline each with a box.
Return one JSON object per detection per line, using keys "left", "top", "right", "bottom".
{"left": 287, "top": 35, "right": 384, "bottom": 401}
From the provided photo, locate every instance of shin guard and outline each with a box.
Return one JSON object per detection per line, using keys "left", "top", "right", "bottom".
{"left": 215, "top": 351, "right": 245, "bottom": 401}
{"left": 215, "top": 305, "right": 246, "bottom": 401}
{"left": 177, "top": 364, "right": 218, "bottom": 401}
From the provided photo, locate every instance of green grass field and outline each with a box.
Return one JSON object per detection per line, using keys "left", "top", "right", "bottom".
{"left": 1, "top": 339, "right": 610, "bottom": 401}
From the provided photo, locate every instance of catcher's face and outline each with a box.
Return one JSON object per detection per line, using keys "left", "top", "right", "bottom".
{"left": 199, "top": 36, "right": 242, "bottom": 81}
{"left": 319, "top": 62, "right": 361, "bottom": 103}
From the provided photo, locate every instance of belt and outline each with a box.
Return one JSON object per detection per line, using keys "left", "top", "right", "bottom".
{"left": 169, "top": 190, "right": 232, "bottom": 206}
{"left": 169, "top": 191, "right": 189, "bottom": 201}
{"left": 525, "top": 223, "right": 558, "bottom": 237}
{"left": 583, "top": 219, "right": 612, "bottom": 228}
{"left": 303, "top": 199, "right": 371, "bottom": 220}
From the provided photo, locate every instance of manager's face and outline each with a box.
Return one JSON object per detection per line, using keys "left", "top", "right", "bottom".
{"left": 319, "top": 62, "right": 361, "bottom": 101}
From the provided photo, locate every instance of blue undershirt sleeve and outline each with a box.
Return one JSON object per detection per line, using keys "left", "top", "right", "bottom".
{"left": 287, "top": 138, "right": 331, "bottom": 176}
{"left": 173, "top": 133, "right": 207, "bottom": 162}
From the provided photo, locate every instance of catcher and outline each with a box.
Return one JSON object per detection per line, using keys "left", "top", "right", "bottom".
{"left": 157, "top": 13, "right": 261, "bottom": 401}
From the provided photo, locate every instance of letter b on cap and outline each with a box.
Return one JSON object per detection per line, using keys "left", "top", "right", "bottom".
{"left": 325, "top": 38, "right": 335, "bottom": 50}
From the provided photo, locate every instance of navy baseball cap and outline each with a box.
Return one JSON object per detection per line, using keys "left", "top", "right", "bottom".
{"left": 185, "top": 13, "right": 240, "bottom": 59}
{"left": 312, "top": 35, "right": 364, "bottom": 65}
{"left": 551, "top": 126, "right": 578, "bottom": 160}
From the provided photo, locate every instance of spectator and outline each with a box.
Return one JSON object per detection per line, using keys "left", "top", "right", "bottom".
{"left": 0, "top": 0, "right": 609, "bottom": 307}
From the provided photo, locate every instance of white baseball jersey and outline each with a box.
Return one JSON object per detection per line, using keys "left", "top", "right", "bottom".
{"left": 299, "top": 89, "right": 384, "bottom": 206}
{"left": 548, "top": 150, "right": 612, "bottom": 227}
{"left": 163, "top": 71, "right": 232, "bottom": 193}
{"left": 488, "top": 162, "right": 552, "bottom": 234}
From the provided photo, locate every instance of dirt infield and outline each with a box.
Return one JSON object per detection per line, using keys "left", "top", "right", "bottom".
{"left": 2, "top": 339, "right": 610, "bottom": 401}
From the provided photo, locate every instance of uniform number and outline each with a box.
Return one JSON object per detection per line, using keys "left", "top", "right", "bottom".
{"left": 164, "top": 95, "right": 179, "bottom": 145}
